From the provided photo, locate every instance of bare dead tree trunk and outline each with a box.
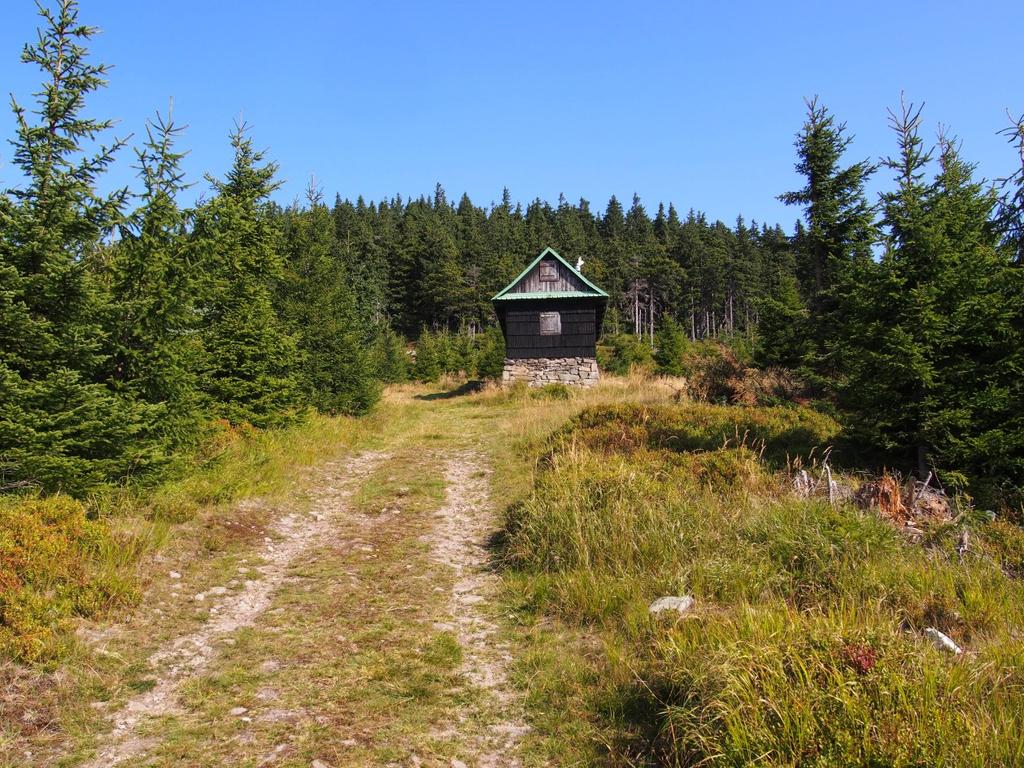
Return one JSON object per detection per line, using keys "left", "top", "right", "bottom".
{"left": 648, "top": 289, "right": 655, "bottom": 344}
{"left": 634, "top": 280, "right": 640, "bottom": 337}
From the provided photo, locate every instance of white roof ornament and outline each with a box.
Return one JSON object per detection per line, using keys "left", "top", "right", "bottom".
{"left": 575, "top": 256, "right": 585, "bottom": 272}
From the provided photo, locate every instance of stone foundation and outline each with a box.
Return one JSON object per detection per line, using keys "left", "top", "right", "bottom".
{"left": 502, "top": 357, "right": 600, "bottom": 388}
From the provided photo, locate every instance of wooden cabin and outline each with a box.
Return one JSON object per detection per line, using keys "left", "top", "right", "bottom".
{"left": 491, "top": 247, "right": 608, "bottom": 387}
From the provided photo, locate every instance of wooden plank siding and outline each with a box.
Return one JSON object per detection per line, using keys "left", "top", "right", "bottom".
{"left": 508, "top": 257, "right": 588, "bottom": 295}
{"left": 502, "top": 301, "right": 599, "bottom": 358}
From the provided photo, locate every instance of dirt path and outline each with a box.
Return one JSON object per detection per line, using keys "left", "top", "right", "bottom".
{"left": 82, "top": 451, "right": 388, "bottom": 768}
{"left": 429, "top": 452, "right": 530, "bottom": 767}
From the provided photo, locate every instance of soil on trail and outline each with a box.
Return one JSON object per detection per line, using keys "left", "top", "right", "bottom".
{"left": 428, "top": 453, "right": 530, "bottom": 767}
{"left": 82, "top": 451, "right": 388, "bottom": 768}
{"left": 69, "top": 428, "right": 530, "bottom": 767}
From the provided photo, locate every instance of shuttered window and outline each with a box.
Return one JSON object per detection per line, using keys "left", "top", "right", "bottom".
{"left": 539, "top": 311, "right": 561, "bottom": 335}
{"left": 538, "top": 261, "right": 557, "bottom": 281}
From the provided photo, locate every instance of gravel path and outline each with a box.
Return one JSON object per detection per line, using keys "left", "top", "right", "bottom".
{"left": 82, "top": 451, "right": 388, "bottom": 768}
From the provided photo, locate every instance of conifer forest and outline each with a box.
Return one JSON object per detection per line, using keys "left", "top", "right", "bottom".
{"left": 2, "top": 3, "right": 1024, "bottom": 766}
{"left": 3, "top": 1, "right": 1019, "bottom": 503}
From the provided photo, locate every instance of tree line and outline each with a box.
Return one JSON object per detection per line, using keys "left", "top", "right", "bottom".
{"left": 0, "top": 1, "right": 381, "bottom": 495}
{"left": 312, "top": 182, "right": 795, "bottom": 342}
{"left": 764, "top": 96, "right": 1024, "bottom": 503}
{"left": 2, "top": 1, "right": 1022, "bottom": 504}
{"left": 0, "top": 1, "right": 796, "bottom": 495}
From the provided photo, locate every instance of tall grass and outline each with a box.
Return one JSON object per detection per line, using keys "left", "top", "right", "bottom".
{"left": 0, "top": 495, "right": 142, "bottom": 662}
{"left": 0, "top": 413, "right": 373, "bottom": 663}
{"left": 502, "top": 401, "right": 1024, "bottom": 765}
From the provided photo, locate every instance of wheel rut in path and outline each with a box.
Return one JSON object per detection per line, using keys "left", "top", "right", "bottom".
{"left": 429, "top": 451, "right": 530, "bottom": 767}
{"left": 82, "top": 450, "right": 389, "bottom": 768}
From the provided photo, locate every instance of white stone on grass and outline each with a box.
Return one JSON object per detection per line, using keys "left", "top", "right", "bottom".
{"left": 924, "top": 627, "right": 963, "bottom": 655}
{"left": 649, "top": 595, "right": 695, "bottom": 617}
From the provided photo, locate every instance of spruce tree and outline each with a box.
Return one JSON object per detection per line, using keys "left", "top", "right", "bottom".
{"left": 107, "top": 110, "right": 200, "bottom": 449}
{"left": 780, "top": 97, "right": 877, "bottom": 305}
{"left": 417, "top": 187, "right": 474, "bottom": 330}
{"left": 413, "top": 328, "right": 440, "bottom": 382}
{"left": 654, "top": 315, "right": 686, "bottom": 377}
{"left": 191, "top": 124, "right": 302, "bottom": 427}
{"left": 282, "top": 186, "right": 379, "bottom": 415}
{"left": 779, "top": 98, "right": 877, "bottom": 377}
{"left": 836, "top": 100, "right": 936, "bottom": 468}
{"left": 756, "top": 275, "right": 812, "bottom": 369}
{"left": 0, "top": 0, "right": 149, "bottom": 493}
{"left": 837, "top": 102, "right": 1024, "bottom": 493}
{"left": 372, "top": 324, "right": 409, "bottom": 384}
{"left": 476, "top": 325, "right": 506, "bottom": 381}
{"left": 922, "top": 134, "right": 1024, "bottom": 490}
{"left": 996, "top": 111, "right": 1024, "bottom": 265}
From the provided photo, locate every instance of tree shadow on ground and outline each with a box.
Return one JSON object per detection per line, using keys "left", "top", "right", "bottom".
{"left": 414, "top": 380, "right": 487, "bottom": 401}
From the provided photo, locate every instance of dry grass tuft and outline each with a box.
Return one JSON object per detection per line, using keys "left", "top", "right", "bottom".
{"left": 501, "top": 399, "right": 1024, "bottom": 765}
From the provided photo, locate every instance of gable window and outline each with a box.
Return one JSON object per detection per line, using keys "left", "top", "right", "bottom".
{"left": 539, "top": 311, "right": 561, "bottom": 335}
{"left": 538, "top": 261, "right": 558, "bottom": 282}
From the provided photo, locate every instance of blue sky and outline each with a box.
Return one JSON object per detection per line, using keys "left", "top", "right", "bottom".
{"left": 1, "top": 1, "right": 1020, "bottom": 230}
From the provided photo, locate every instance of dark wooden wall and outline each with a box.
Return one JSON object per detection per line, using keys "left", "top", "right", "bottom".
{"left": 499, "top": 298, "right": 599, "bottom": 359}
{"left": 508, "top": 257, "right": 587, "bottom": 295}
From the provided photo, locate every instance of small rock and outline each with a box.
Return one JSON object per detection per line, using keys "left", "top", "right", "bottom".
{"left": 451, "top": 760, "right": 468, "bottom": 768}
{"left": 193, "top": 593, "right": 205, "bottom": 602}
{"left": 924, "top": 627, "right": 963, "bottom": 655}
{"left": 229, "top": 706, "right": 248, "bottom": 716}
{"left": 208, "top": 586, "right": 229, "bottom": 596}
{"left": 169, "top": 571, "right": 182, "bottom": 579}
{"left": 649, "top": 595, "right": 695, "bottom": 617}
{"left": 311, "top": 760, "right": 333, "bottom": 768}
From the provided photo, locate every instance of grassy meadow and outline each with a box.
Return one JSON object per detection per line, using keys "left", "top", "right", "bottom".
{"left": 495, "top": 386, "right": 1024, "bottom": 766}
{"left": 2, "top": 373, "right": 1023, "bottom": 766}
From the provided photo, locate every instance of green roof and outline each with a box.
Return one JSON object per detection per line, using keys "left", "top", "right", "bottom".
{"left": 491, "top": 247, "right": 608, "bottom": 302}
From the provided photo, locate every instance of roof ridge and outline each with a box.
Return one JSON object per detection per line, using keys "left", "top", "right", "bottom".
{"left": 491, "top": 247, "right": 609, "bottom": 301}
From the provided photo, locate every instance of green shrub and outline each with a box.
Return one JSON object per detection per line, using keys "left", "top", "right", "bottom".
{"left": 372, "top": 325, "right": 409, "bottom": 383}
{"left": 0, "top": 496, "right": 140, "bottom": 662}
{"left": 654, "top": 316, "right": 687, "bottom": 377}
{"left": 555, "top": 402, "right": 840, "bottom": 466}
{"left": 597, "top": 333, "right": 655, "bottom": 375}
{"left": 476, "top": 326, "right": 506, "bottom": 381}
{"left": 413, "top": 328, "right": 440, "bottom": 382}
{"left": 503, "top": 400, "right": 1024, "bottom": 764}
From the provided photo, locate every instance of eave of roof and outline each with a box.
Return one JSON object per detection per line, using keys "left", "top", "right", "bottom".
{"left": 492, "top": 290, "right": 607, "bottom": 301}
{"left": 490, "top": 247, "right": 609, "bottom": 301}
